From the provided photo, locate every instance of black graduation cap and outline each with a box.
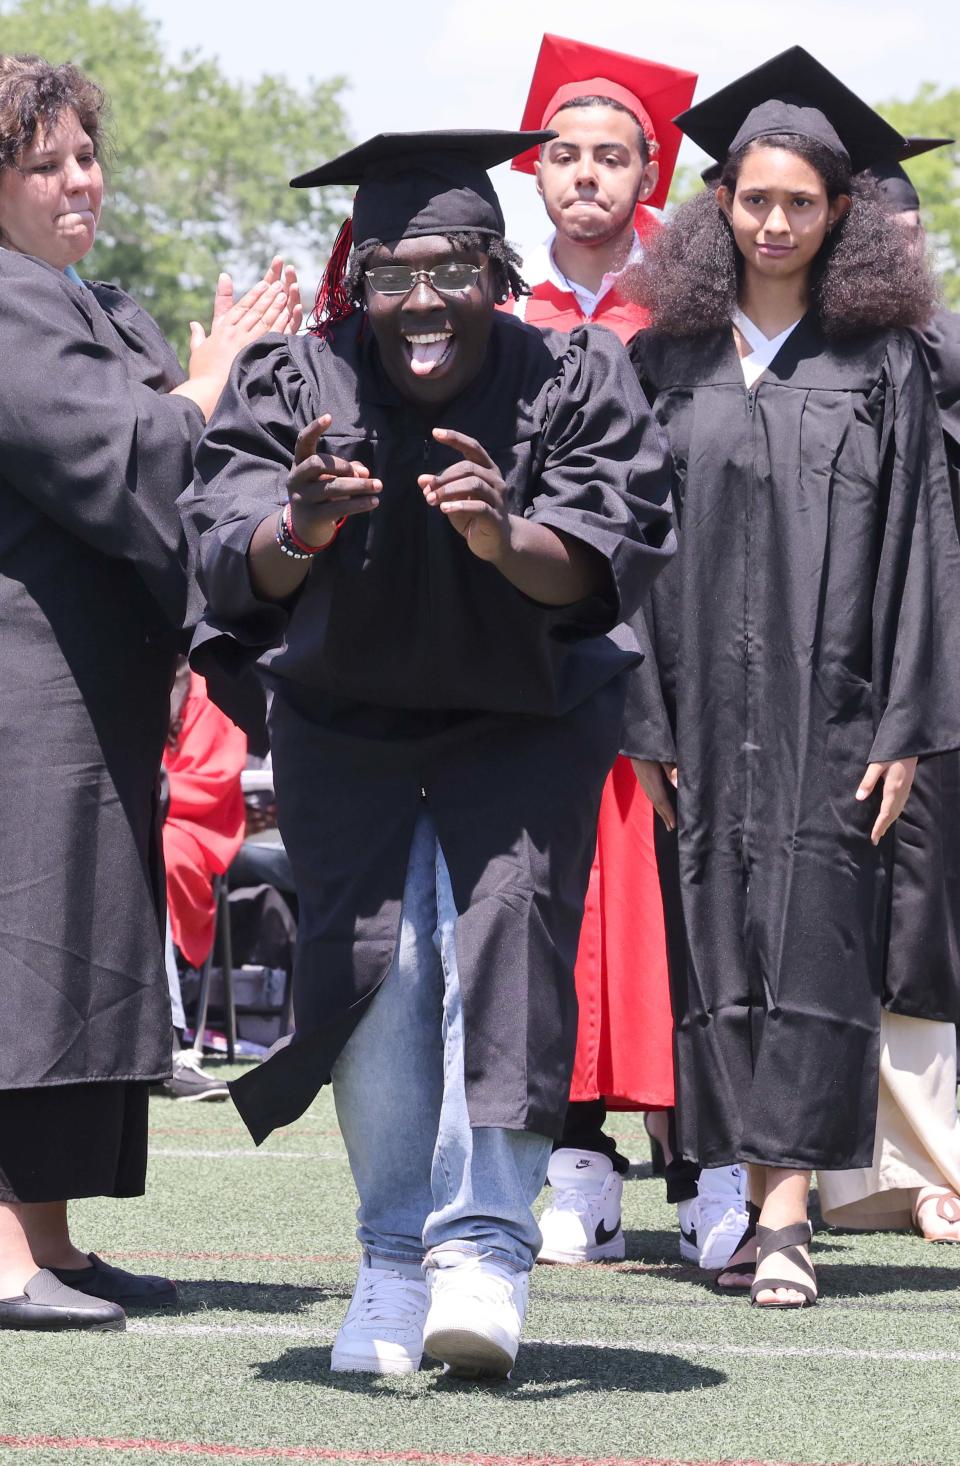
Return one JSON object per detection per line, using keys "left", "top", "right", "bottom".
{"left": 290, "top": 129, "right": 554, "bottom": 248}
{"left": 674, "top": 46, "right": 906, "bottom": 173}
{"left": 862, "top": 136, "right": 955, "bottom": 213}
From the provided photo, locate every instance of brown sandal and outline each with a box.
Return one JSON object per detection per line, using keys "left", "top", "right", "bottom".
{"left": 750, "top": 1221, "right": 817, "bottom": 1309}
{"left": 913, "top": 1187, "right": 960, "bottom": 1242}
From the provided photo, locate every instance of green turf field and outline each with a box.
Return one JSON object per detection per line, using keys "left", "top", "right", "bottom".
{"left": 1, "top": 1068, "right": 958, "bottom": 1466}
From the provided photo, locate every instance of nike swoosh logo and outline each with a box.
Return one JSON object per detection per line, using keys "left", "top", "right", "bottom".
{"left": 595, "top": 1219, "right": 621, "bottom": 1246}
{"left": 680, "top": 1222, "right": 698, "bottom": 1246}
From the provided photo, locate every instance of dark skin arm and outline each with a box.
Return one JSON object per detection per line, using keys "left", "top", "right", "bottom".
{"left": 247, "top": 414, "right": 382, "bottom": 601}
{"left": 248, "top": 421, "right": 606, "bottom": 606}
{"left": 419, "top": 428, "right": 607, "bottom": 604}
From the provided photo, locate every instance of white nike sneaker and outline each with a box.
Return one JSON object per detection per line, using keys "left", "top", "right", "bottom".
{"left": 330, "top": 1254, "right": 429, "bottom": 1375}
{"left": 537, "top": 1149, "right": 625, "bottom": 1264}
{"left": 422, "top": 1252, "right": 529, "bottom": 1378}
{"left": 695, "top": 1165, "right": 749, "bottom": 1271}
{"left": 677, "top": 1195, "right": 700, "bottom": 1263}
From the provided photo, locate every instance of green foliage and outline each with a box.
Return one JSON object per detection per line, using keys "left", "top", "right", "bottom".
{"left": 666, "top": 161, "right": 707, "bottom": 209}
{"left": 877, "top": 85, "right": 960, "bottom": 308}
{"left": 0, "top": 0, "right": 353, "bottom": 353}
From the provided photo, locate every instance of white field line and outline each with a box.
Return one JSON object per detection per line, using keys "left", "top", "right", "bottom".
{"left": 149, "top": 1148, "right": 345, "bottom": 1161}
{"left": 125, "top": 1321, "right": 960, "bottom": 1364}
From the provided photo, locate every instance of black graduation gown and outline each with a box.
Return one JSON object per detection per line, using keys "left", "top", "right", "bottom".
{"left": 883, "top": 309, "right": 960, "bottom": 1024}
{"left": 181, "top": 312, "right": 674, "bottom": 1144}
{"left": 629, "top": 315, "right": 960, "bottom": 1171}
{"left": 0, "top": 251, "right": 203, "bottom": 1091}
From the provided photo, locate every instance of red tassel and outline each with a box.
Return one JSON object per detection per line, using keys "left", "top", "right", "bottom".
{"left": 312, "top": 216, "right": 355, "bottom": 338}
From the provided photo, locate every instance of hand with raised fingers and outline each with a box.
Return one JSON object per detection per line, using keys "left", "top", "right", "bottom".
{"left": 856, "top": 756, "right": 918, "bottom": 845}
{"left": 630, "top": 760, "right": 678, "bottom": 830}
{"left": 187, "top": 256, "right": 299, "bottom": 379}
{"left": 287, "top": 415, "right": 381, "bottom": 549}
{"left": 419, "top": 427, "right": 510, "bottom": 562}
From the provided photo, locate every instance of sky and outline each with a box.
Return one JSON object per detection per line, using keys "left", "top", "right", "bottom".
{"left": 140, "top": 0, "right": 959, "bottom": 252}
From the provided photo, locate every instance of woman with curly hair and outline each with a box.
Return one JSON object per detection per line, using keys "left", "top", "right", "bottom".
{"left": 0, "top": 53, "right": 299, "bottom": 1331}
{"left": 627, "top": 48, "right": 960, "bottom": 1309}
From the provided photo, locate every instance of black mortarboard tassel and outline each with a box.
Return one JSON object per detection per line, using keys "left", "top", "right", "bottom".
{"left": 862, "top": 136, "right": 955, "bottom": 214}
{"left": 674, "top": 46, "right": 905, "bottom": 174}
{"left": 292, "top": 129, "right": 554, "bottom": 248}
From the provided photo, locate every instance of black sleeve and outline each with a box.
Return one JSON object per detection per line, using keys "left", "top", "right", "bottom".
{"left": 0, "top": 261, "right": 203, "bottom": 622}
{"left": 618, "top": 327, "right": 679, "bottom": 761}
{"left": 178, "top": 336, "right": 316, "bottom": 655}
{"left": 528, "top": 325, "right": 675, "bottom": 630}
{"left": 870, "top": 332, "right": 960, "bottom": 762}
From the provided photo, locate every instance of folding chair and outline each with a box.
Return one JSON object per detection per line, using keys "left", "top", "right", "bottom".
{"left": 190, "top": 873, "right": 237, "bottom": 1062}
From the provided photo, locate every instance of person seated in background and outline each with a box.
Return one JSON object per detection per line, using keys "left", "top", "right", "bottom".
{"left": 161, "top": 657, "right": 247, "bottom": 1100}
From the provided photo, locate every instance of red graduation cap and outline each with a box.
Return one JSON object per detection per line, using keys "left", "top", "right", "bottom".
{"left": 512, "top": 32, "right": 698, "bottom": 211}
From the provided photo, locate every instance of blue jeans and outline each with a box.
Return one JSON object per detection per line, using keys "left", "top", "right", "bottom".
{"left": 331, "top": 809, "right": 551, "bottom": 1273}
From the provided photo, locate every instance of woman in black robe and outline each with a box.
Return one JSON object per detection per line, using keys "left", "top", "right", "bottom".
{"left": 626, "top": 47, "right": 960, "bottom": 1307}
{"left": 0, "top": 54, "right": 299, "bottom": 1330}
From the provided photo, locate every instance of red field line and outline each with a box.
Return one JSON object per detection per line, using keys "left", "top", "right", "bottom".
{"left": 0, "top": 1439, "right": 891, "bottom": 1466}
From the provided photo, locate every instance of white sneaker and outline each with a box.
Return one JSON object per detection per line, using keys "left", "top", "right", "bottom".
{"left": 677, "top": 1195, "right": 700, "bottom": 1263}
{"left": 695, "top": 1165, "right": 749, "bottom": 1271}
{"left": 330, "top": 1254, "right": 428, "bottom": 1375}
{"left": 422, "top": 1252, "right": 528, "bottom": 1378}
{"left": 537, "top": 1149, "right": 625, "bottom": 1264}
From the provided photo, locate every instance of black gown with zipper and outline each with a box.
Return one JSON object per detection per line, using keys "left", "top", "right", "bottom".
{"left": 629, "top": 314, "right": 960, "bottom": 1171}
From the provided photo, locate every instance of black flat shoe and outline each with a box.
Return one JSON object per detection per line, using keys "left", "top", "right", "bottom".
{"left": 50, "top": 1253, "right": 178, "bottom": 1308}
{"left": 0, "top": 1269, "right": 126, "bottom": 1331}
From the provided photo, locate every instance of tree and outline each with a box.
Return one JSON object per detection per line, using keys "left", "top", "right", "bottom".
{"left": 877, "top": 86, "right": 960, "bottom": 308}
{"left": 0, "top": 0, "right": 353, "bottom": 352}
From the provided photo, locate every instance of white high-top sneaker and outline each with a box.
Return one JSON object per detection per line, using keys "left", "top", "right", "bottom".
{"left": 330, "top": 1254, "right": 429, "bottom": 1375}
{"left": 695, "top": 1165, "right": 749, "bottom": 1271}
{"left": 422, "top": 1252, "right": 529, "bottom": 1378}
{"left": 537, "top": 1149, "right": 625, "bottom": 1264}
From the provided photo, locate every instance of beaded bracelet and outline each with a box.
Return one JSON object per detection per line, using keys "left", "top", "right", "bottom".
{"left": 275, "top": 503, "right": 345, "bottom": 559}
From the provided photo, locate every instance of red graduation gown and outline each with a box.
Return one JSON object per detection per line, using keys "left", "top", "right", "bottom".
{"left": 162, "top": 673, "right": 248, "bottom": 968}
{"left": 503, "top": 264, "right": 674, "bottom": 1110}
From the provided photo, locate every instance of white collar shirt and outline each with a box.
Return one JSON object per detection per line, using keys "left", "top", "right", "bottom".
{"left": 521, "top": 229, "right": 644, "bottom": 320}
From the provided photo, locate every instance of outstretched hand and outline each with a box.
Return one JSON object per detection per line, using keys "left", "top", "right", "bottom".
{"left": 419, "top": 428, "right": 511, "bottom": 561}
{"left": 856, "top": 757, "right": 918, "bottom": 845}
{"left": 287, "top": 414, "right": 381, "bottom": 548}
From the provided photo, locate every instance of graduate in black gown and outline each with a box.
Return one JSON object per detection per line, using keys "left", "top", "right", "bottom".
{"left": 819, "top": 137, "right": 960, "bottom": 1240}
{"left": 0, "top": 54, "right": 300, "bottom": 1331}
{"left": 627, "top": 48, "right": 960, "bottom": 1307}
{"left": 181, "top": 128, "right": 674, "bottom": 1377}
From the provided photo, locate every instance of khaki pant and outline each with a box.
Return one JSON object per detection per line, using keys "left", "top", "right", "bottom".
{"left": 818, "top": 1011, "right": 960, "bottom": 1230}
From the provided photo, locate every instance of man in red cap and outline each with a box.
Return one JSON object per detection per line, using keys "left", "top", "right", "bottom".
{"left": 510, "top": 37, "right": 748, "bottom": 1274}
{"left": 510, "top": 34, "right": 694, "bottom": 343}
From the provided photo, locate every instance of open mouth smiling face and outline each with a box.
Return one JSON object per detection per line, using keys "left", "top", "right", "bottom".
{"left": 364, "top": 234, "right": 496, "bottom": 406}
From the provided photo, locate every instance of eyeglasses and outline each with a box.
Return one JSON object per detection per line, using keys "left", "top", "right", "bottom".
{"left": 364, "top": 261, "right": 485, "bottom": 296}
